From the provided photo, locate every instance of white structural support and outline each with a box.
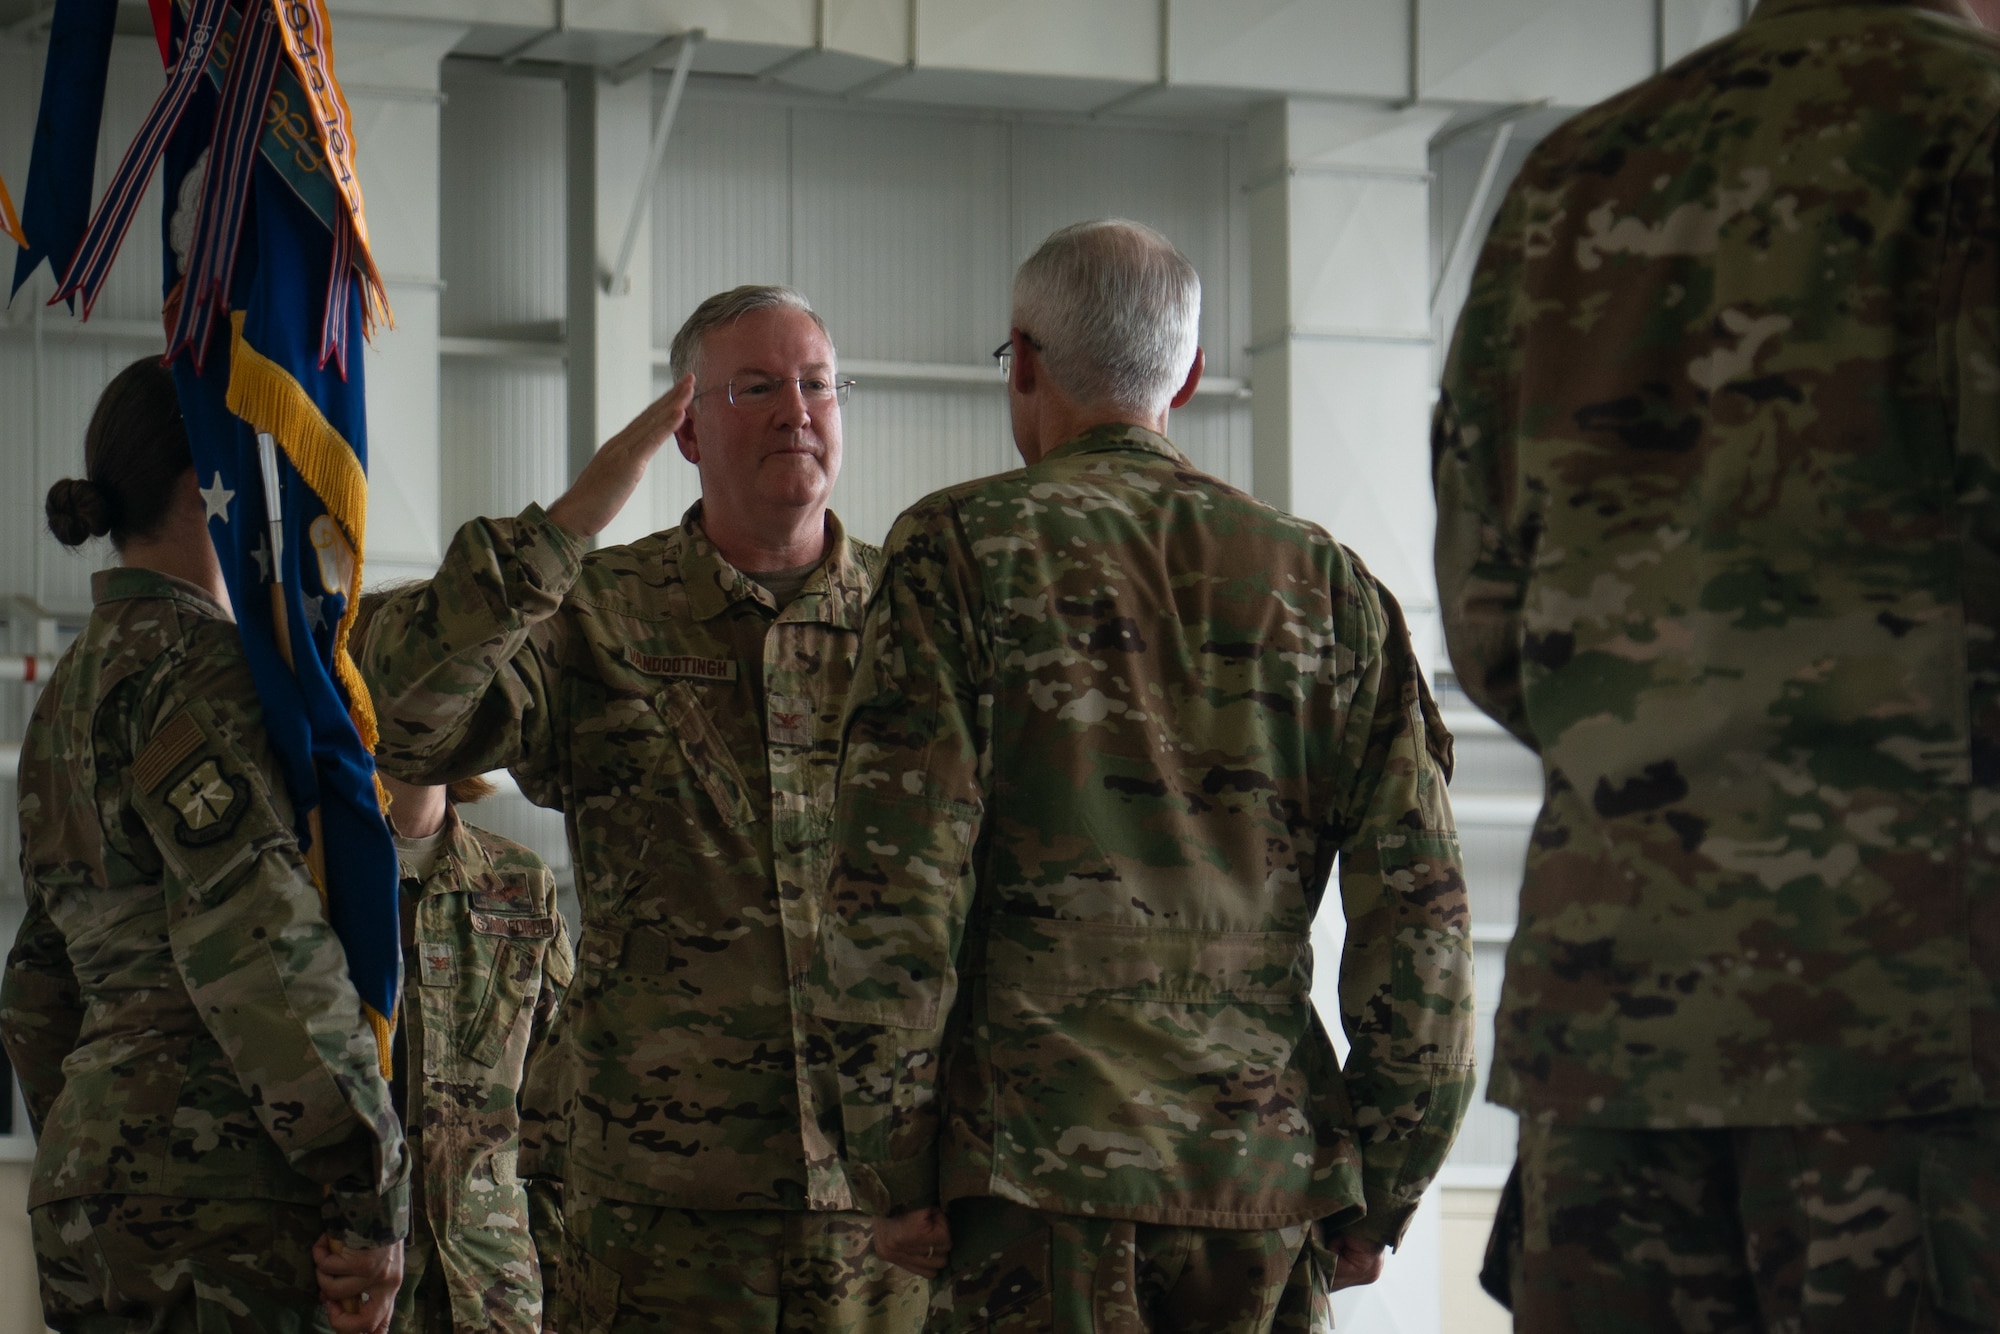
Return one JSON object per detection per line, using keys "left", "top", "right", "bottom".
{"left": 1249, "top": 100, "right": 1453, "bottom": 673}
{"left": 0, "top": 655, "right": 55, "bottom": 684}
{"left": 605, "top": 30, "right": 702, "bottom": 296}
{"left": 335, "top": 17, "right": 469, "bottom": 584}
{"left": 566, "top": 64, "right": 661, "bottom": 548}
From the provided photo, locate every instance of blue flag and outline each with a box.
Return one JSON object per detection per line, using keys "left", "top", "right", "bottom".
{"left": 161, "top": 5, "right": 400, "bottom": 1067}
{"left": 21, "top": 0, "right": 404, "bottom": 1068}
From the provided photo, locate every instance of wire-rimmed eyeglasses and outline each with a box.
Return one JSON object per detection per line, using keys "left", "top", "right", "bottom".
{"left": 992, "top": 331, "right": 1042, "bottom": 379}
{"left": 692, "top": 375, "right": 856, "bottom": 408}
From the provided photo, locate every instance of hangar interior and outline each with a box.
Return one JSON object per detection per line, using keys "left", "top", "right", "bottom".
{"left": 0, "top": 3, "right": 1750, "bottom": 1329}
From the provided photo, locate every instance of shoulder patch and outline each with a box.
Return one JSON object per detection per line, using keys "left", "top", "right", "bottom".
{"left": 164, "top": 757, "right": 251, "bottom": 848}
{"left": 624, "top": 650, "right": 738, "bottom": 682}
{"left": 133, "top": 712, "right": 204, "bottom": 794}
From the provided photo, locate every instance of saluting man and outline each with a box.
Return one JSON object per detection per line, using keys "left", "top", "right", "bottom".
{"left": 356, "top": 287, "right": 926, "bottom": 1331}
{"left": 800, "top": 221, "right": 1476, "bottom": 1331}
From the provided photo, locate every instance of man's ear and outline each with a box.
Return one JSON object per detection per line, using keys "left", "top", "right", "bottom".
{"left": 1169, "top": 347, "right": 1205, "bottom": 410}
{"left": 1012, "top": 331, "right": 1039, "bottom": 395}
{"left": 675, "top": 411, "right": 701, "bottom": 465}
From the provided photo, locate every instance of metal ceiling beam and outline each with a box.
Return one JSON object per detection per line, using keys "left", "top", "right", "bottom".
{"left": 604, "top": 29, "right": 701, "bottom": 295}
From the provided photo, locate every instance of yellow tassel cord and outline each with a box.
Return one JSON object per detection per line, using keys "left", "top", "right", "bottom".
{"left": 227, "top": 314, "right": 396, "bottom": 1079}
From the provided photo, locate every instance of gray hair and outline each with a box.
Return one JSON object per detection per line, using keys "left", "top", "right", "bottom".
{"left": 667, "top": 284, "right": 832, "bottom": 384}
{"left": 1010, "top": 220, "right": 1201, "bottom": 417}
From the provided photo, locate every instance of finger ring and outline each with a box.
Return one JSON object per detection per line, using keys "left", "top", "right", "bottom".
{"left": 359, "top": 1292, "right": 371, "bottom": 1304}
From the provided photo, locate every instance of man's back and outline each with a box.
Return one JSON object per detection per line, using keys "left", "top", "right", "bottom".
{"left": 812, "top": 423, "right": 1470, "bottom": 1235}
{"left": 1436, "top": 0, "right": 2000, "bottom": 1127}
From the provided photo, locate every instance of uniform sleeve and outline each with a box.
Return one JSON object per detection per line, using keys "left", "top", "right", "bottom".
{"left": 797, "top": 502, "right": 991, "bottom": 1215}
{"left": 0, "top": 880, "right": 83, "bottom": 1136}
{"left": 1326, "top": 566, "right": 1477, "bottom": 1247}
{"left": 1945, "top": 120, "right": 2000, "bottom": 805}
{"left": 358, "top": 504, "right": 587, "bottom": 803}
{"left": 129, "top": 657, "right": 409, "bottom": 1247}
{"left": 1434, "top": 182, "right": 1538, "bottom": 751}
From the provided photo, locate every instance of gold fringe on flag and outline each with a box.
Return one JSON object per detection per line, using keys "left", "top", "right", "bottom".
{"left": 224, "top": 312, "right": 380, "bottom": 752}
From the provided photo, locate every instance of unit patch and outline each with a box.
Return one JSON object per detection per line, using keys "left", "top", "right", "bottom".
{"left": 625, "top": 650, "right": 738, "bottom": 683}
{"left": 165, "top": 758, "right": 250, "bottom": 847}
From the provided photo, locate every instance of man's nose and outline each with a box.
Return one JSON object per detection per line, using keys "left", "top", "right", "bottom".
{"left": 771, "top": 379, "right": 812, "bottom": 427}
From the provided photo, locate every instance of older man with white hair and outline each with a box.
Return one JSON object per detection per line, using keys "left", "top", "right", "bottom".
{"left": 799, "top": 220, "right": 1476, "bottom": 1330}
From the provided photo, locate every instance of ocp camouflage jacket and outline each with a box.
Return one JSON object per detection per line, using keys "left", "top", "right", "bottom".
{"left": 359, "top": 504, "right": 880, "bottom": 1211}
{"left": 395, "top": 810, "right": 573, "bottom": 1333}
{"left": 0, "top": 568, "right": 407, "bottom": 1246}
{"left": 800, "top": 426, "right": 1474, "bottom": 1244}
{"left": 1434, "top": 0, "right": 2000, "bottom": 1126}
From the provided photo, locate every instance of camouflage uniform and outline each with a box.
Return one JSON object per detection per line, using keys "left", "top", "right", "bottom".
{"left": 799, "top": 424, "right": 1475, "bottom": 1329}
{"left": 1, "top": 567, "right": 409, "bottom": 1331}
{"left": 357, "top": 504, "right": 925, "bottom": 1331}
{"left": 389, "top": 809, "right": 574, "bottom": 1334}
{"left": 1433, "top": 0, "right": 2000, "bottom": 1325}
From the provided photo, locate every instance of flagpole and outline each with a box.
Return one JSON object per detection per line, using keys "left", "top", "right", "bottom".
{"left": 256, "top": 430, "right": 332, "bottom": 893}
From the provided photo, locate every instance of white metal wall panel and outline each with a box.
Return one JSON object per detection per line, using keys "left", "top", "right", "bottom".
{"left": 440, "top": 361, "right": 568, "bottom": 533}
{"left": 791, "top": 109, "right": 1011, "bottom": 366}
{"left": 650, "top": 96, "right": 793, "bottom": 348}
{"left": 87, "top": 42, "right": 171, "bottom": 324}
{"left": 828, "top": 380, "right": 1017, "bottom": 545}
{"left": 1010, "top": 122, "right": 1236, "bottom": 376}
{"left": 1663, "top": 0, "right": 1746, "bottom": 63}
{"left": 1419, "top": 0, "right": 1656, "bottom": 106}
{"left": 1166, "top": 397, "right": 1253, "bottom": 492}
{"left": 440, "top": 64, "right": 566, "bottom": 335}
{"left": 1169, "top": 0, "right": 1408, "bottom": 102}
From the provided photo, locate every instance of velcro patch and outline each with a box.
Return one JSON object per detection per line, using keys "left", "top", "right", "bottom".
{"left": 165, "top": 758, "right": 250, "bottom": 848}
{"left": 471, "top": 912, "right": 558, "bottom": 940}
{"left": 419, "top": 942, "right": 457, "bottom": 988}
{"left": 470, "top": 873, "right": 534, "bottom": 913}
{"left": 133, "top": 713, "right": 204, "bottom": 794}
{"left": 625, "top": 651, "right": 737, "bottom": 683}
{"left": 768, "top": 693, "right": 813, "bottom": 748}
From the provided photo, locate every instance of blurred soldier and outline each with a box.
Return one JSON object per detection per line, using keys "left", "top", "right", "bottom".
{"left": 1434, "top": 2, "right": 2000, "bottom": 1328}
{"left": 1, "top": 357, "right": 407, "bottom": 1334}
{"left": 331, "top": 761, "right": 574, "bottom": 1334}
{"left": 356, "top": 286, "right": 926, "bottom": 1331}
{"left": 799, "top": 220, "right": 1475, "bottom": 1332}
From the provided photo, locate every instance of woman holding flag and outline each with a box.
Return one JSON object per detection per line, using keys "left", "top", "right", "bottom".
{"left": 0, "top": 357, "right": 409, "bottom": 1334}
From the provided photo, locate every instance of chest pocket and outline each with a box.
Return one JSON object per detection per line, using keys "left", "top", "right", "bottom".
{"left": 657, "top": 682, "right": 758, "bottom": 830}
{"left": 458, "top": 872, "right": 559, "bottom": 1068}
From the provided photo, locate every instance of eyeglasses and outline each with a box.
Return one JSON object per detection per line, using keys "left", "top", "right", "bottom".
{"left": 692, "top": 375, "right": 855, "bottom": 408}
{"left": 992, "top": 331, "right": 1042, "bottom": 379}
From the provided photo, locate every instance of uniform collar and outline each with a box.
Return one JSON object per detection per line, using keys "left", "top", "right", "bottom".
{"left": 1750, "top": 0, "right": 1973, "bottom": 22}
{"left": 92, "top": 566, "right": 230, "bottom": 618}
{"left": 1038, "top": 422, "right": 1188, "bottom": 467}
{"left": 400, "top": 805, "right": 492, "bottom": 896}
{"left": 678, "top": 503, "right": 869, "bottom": 630}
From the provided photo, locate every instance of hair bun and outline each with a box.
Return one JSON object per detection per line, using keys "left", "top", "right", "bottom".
{"left": 46, "top": 477, "right": 116, "bottom": 547}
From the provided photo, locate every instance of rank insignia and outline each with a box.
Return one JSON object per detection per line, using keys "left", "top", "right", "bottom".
{"left": 166, "top": 758, "right": 250, "bottom": 847}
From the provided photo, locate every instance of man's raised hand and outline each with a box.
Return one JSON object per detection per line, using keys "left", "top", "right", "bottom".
{"left": 546, "top": 374, "right": 696, "bottom": 538}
